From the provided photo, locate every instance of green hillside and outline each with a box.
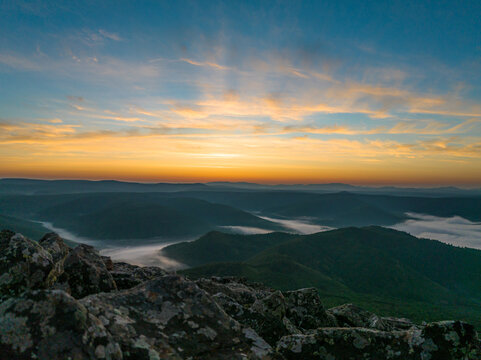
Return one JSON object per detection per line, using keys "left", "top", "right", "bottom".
{"left": 163, "top": 231, "right": 298, "bottom": 267}
{"left": 167, "top": 226, "right": 481, "bottom": 327}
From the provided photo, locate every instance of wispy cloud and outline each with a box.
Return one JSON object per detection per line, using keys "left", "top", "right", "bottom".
{"left": 279, "top": 119, "right": 480, "bottom": 136}
{"left": 0, "top": 53, "right": 41, "bottom": 71}
{"left": 98, "top": 29, "right": 122, "bottom": 42}
{"left": 180, "top": 58, "right": 230, "bottom": 70}
{"left": 0, "top": 51, "right": 160, "bottom": 83}
{"left": 1, "top": 11, "right": 480, "bottom": 184}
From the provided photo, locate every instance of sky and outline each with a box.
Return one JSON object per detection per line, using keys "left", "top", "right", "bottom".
{"left": 1, "top": 0, "right": 480, "bottom": 185}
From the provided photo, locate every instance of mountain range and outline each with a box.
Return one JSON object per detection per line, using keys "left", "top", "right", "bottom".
{"left": 1, "top": 178, "right": 480, "bottom": 197}
{"left": 1, "top": 179, "right": 479, "bottom": 243}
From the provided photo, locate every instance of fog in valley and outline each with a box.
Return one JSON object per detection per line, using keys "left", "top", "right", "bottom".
{"left": 391, "top": 213, "right": 481, "bottom": 249}
{"left": 38, "top": 221, "right": 97, "bottom": 246}
{"left": 259, "top": 216, "right": 334, "bottom": 234}
{"left": 219, "top": 226, "right": 272, "bottom": 235}
{"left": 39, "top": 220, "right": 191, "bottom": 270}
{"left": 37, "top": 212, "right": 481, "bottom": 269}
{"left": 100, "top": 243, "right": 187, "bottom": 270}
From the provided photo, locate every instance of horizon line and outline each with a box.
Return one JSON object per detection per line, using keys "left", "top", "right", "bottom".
{"left": 1, "top": 177, "right": 480, "bottom": 190}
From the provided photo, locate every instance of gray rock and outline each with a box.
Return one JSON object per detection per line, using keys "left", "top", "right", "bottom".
{"left": 109, "top": 261, "right": 167, "bottom": 290}
{"left": 0, "top": 289, "right": 122, "bottom": 360}
{"left": 327, "top": 303, "right": 392, "bottom": 331}
{"left": 381, "top": 316, "right": 418, "bottom": 330}
{"left": 62, "top": 244, "right": 117, "bottom": 298}
{"left": 1, "top": 231, "right": 480, "bottom": 360}
{"left": 197, "top": 277, "right": 299, "bottom": 345}
{"left": 38, "top": 232, "right": 70, "bottom": 263}
{"left": 0, "top": 230, "right": 54, "bottom": 299}
{"left": 276, "top": 321, "right": 481, "bottom": 359}
{"left": 81, "top": 275, "right": 273, "bottom": 359}
{"left": 196, "top": 276, "right": 271, "bottom": 305}
{"left": 283, "top": 288, "right": 334, "bottom": 330}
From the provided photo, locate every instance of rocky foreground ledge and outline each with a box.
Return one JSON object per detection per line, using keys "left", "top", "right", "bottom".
{"left": 0, "top": 230, "right": 479, "bottom": 360}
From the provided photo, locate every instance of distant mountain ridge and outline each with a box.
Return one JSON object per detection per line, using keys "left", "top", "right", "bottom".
{"left": 1, "top": 177, "right": 480, "bottom": 197}
{"left": 0, "top": 192, "right": 286, "bottom": 241}
{"left": 0, "top": 178, "right": 208, "bottom": 195}
{"left": 1, "top": 181, "right": 480, "bottom": 243}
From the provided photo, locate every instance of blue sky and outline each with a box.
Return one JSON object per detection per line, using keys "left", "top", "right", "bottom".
{"left": 1, "top": 0, "right": 480, "bottom": 185}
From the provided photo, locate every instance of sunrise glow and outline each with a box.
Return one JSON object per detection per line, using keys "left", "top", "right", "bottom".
{"left": 1, "top": 1, "right": 480, "bottom": 186}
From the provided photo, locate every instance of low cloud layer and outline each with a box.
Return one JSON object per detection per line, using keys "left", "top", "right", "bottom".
{"left": 219, "top": 226, "right": 273, "bottom": 235}
{"left": 101, "top": 243, "right": 187, "bottom": 270}
{"left": 38, "top": 221, "right": 97, "bottom": 246}
{"left": 38, "top": 220, "right": 189, "bottom": 269}
{"left": 259, "top": 216, "right": 333, "bottom": 234}
{"left": 391, "top": 213, "right": 481, "bottom": 249}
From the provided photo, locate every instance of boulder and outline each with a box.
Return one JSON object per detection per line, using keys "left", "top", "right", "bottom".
{"left": 276, "top": 321, "right": 481, "bottom": 359}
{"left": 197, "top": 277, "right": 299, "bottom": 345}
{"left": 196, "top": 276, "right": 271, "bottom": 305}
{"left": 0, "top": 230, "right": 54, "bottom": 298}
{"left": 381, "top": 316, "right": 418, "bottom": 330}
{"left": 283, "top": 288, "right": 334, "bottom": 329}
{"left": 326, "top": 303, "right": 392, "bottom": 331}
{"left": 38, "top": 232, "right": 70, "bottom": 263}
{"left": 0, "top": 289, "right": 122, "bottom": 360}
{"left": 62, "top": 244, "right": 117, "bottom": 298}
{"left": 81, "top": 275, "right": 273, "bottom": 359}
{"left": 109, "top": 261, "right": 167, "bottom": 290}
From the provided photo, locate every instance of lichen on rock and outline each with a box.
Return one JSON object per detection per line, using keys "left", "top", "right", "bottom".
{"left": 1, "top": 229, "right": 480, "bottom": 360}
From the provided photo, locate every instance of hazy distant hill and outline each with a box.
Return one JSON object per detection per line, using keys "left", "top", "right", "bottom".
{"left": 172, "top": 190, "right": 481, "bottom": 224}
{"left": 1, "top": 178, "right": 479, "bottom": 197}
{"left": 166, "top": 227, "right": 481, "bottom": 326}
{"left": 262, "top": 192, "right": 403, "bottom": 227}
{"left": 206, "top": 181, "right": 481, "bottom": 197}
{"left": 1, "top": 185, "right": 480, "bottom": 241}
{"left": 0, "top": 178, "right": 208, "bottom": 195}
{"left": 0, "top": 192, "right": 285, "bottom": 240}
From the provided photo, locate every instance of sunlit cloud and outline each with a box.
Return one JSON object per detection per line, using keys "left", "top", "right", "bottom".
{"left": 1, "top": 1, "right": 480, "bottom": 184}
{"left": 180, "top": 58, "right": 230, "bottom": 70}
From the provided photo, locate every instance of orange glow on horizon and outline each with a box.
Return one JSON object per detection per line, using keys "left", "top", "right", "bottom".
{"left": 2, "top": 160, "right": 481, "bottom": 187}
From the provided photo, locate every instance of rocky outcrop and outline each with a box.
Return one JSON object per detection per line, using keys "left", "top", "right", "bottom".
{"left": 276, "top": 321, "right": 479, "bottom": 360}
{"left": 108, "top": 261, "right": 167, "bottom": 290}
{"left": 196, "top": 277, "right": 298, "bottom": 345}
{"left": 0, "top": 229, "right": 480, "bottom": 359}
{"left": 284, "top": 287, "right": 335, "bottom": 330}
{"left": 0, "top": 289, "right": 122, "bottom": 360}
{"left": 81, "top": 275, "right": 272, "bottom": 359}
{"left": 61, "top": 244, "right": 117, "bottom": 298}
{"left": 38, "top": 232, "right": 70, "bottom": 263}
{"left": 327, "top": 303, "right": 397, "bottom": 331}
{"left": 0, "top": 231, "right": 54, "bottom": 299}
